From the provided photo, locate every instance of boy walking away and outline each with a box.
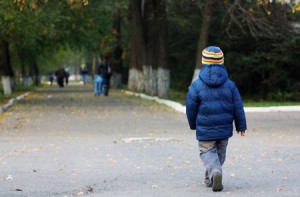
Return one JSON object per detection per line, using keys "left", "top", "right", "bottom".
{"left": 186, "top": 46, "right": 247, "bottom": 192}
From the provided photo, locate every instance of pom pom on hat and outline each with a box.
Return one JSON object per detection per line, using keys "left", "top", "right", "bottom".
{"left": 202, "top": 46, "right": 224, "bottom": 66}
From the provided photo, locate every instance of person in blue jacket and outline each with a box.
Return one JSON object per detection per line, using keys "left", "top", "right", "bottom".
{"left": 186, "top": 46, "right": 247, "bottom": 192}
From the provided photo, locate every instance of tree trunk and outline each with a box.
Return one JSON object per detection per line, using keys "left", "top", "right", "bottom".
{"left": 30, "top": 62, "right": 40, "bottom": 86}
{"left": 2, "top": 76, "right": 12, "bottom": 95}
{"left": 92, "top": 53, "right": 97, "bottom": 78}
{"left": 155, "top": 0, "right": 169, "bottom": 98}
{"left": 112, "top": 10, "right": 123, "bottom": 89}
{"left": 0, "top": 37, "right": 14, "bottom": 95}
{"left": 19, "top": 51, "right": 30, "bottom": 87}
{"left": 143, "top": 0, "right": 157, "bottom": 96}
{"left": 143, "top": 65, "right": 157, "bottom": 96}
{"left": 145, "top": 0, "right": 168, "bottom": 98}
{"left": 157, "top": 67, "right": 170, "bottom": 98}
{"left": 128, "top": 0, "right": 145, "bottom": 91}
{"left": 20, "top": 52, "right": 26, "bottom": 79}
{"left": 191, "top": 0, "right": 217, "bottom": 83}
{"left": 128, "top": 68, "right": 144, "bottom": 91}
{"left": 111, "top": 46, "right": 123, "bottom": 88}
{"left": 128, "top": 0, "right": 169, "bottom": 97}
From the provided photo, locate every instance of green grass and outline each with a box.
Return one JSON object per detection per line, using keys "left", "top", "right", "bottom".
{"left": 170, "top": 89, "right": 186, "bottom": 105}
{"left": 243, "top": 101, "right": 300, "bottom": 107}
{"left": 170, "top": 89, "right": 300, "bottom": 107}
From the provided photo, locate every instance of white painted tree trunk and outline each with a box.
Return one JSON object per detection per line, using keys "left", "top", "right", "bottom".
{"left": 143, "top": 65, "right": 158, "bottom": 96}
{"left": 22, "top": 77, "right": 32, "bottom": 87}
{"left": 128, "top": 68, "right": 144, "bottom": 91}
{"left": 191, "top": 68, "right": 201, "bottom": 84}
{"left": 2, "top": 76, "right": 12, "bottom": 95}
{"left": 110, "top": 73, "right": 122, "bottom": 89}
{"left": 157, "top": 67, "right": 170, "bottom": 98}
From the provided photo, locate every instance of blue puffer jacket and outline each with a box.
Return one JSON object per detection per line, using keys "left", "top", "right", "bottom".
{"left": 186, "top": 64, "right": 247, "bottom": 141}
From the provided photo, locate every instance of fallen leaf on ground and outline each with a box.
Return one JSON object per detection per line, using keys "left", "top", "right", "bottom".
{"left": 277, "top": 188, "right": 282, "bottom": 192}
{"left": 6, "top": 175, "right": 13, "bottom": 180}
{"left": 87, "top": 186, "right": 93, "bottom": 193}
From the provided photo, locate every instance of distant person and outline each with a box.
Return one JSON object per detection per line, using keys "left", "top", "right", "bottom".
{"left": 65, "top": 71, "right": 70, "bottom": 85}
{"left": 97, "top": 55, "right": 112, "bottom": 95}
{"left": 48, "top": 72, "right": 54, "bottom": 86}
{"left": 186, "top": 46, "right": 247, "bottom": 192}
{"left": 55, "top": 68, "right": 68, "bottom": 88}
{"left": 80, "top": 66, "right": 88, "bottom": 85}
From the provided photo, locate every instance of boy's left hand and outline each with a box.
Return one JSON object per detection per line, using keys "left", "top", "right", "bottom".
{"left": 237, "top": 131, "right": 245, "bottom": 136}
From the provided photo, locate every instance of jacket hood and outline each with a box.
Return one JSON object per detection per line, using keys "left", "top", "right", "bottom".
{"left": 199, "top": 64, "right": 228, "bottom": 87}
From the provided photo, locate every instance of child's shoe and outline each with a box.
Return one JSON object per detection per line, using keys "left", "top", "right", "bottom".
{"left": 212, "top": 171, "right": 223, "bottom": 192}
{"left": 204, "top": 177, "right": 212, "bottom": 187}
{"left": 204, "top": 171, "right": 212, "bottom": 187}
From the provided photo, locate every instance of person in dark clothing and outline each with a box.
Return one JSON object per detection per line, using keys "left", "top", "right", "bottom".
{"left": 48, "top": 72, "right": 54, "bottom": 86}
{"left": 80, "top": 67, "right": 88, "bottom": 85}
{"left": 55, "top": 68, "right": 68, "bottom": 88}
{"left": 65, "top": 71, "right": 70, "bottom": 85}
{"left": 97, "top": 55, "right": 112, "bottom": 95}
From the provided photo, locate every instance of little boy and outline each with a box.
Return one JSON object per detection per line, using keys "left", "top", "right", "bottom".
{"left": 186, "top": 46, "right": 247, "bottom": 192}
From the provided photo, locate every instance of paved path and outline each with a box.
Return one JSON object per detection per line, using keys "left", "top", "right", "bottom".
{"left": 0, "top": 85, "right": 299, "bottom": 197}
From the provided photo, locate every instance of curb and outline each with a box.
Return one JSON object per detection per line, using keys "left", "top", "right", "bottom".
{"left": 123, "top": 90, "right": 186, "bottom": 113}
{"left": 0, "top": 92, "right": 30, "bottom": 113}
{"left": 122, "top": 90, "right": 300, "bottom": 113}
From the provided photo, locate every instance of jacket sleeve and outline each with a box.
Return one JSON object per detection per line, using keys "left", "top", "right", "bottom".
{"left": 232, "top": 85, "right": 247, "bottom": 131}
{"left": 186, "top": 83, "right": 200, "bottom": 130}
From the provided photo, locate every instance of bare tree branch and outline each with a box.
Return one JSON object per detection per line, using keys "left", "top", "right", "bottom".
{"left": 222, "top": 0, "right": 293, "bottom": 39}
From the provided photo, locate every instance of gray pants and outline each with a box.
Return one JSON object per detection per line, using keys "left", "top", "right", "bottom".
{"left": 198, "top": 139, "right": 228, "bottom": 182}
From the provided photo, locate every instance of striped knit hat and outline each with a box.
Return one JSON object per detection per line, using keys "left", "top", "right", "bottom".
{"left": 202, "top": 46, "right": 224, "bottom": 66}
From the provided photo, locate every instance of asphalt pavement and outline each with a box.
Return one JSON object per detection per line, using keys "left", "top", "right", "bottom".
{"left": 0, "top": 84, "right": 299, "bottom": 197}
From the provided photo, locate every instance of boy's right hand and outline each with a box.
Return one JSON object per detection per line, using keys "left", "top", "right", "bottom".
{"left": 237, "top": 131, "right": 245, "bottom": 136}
